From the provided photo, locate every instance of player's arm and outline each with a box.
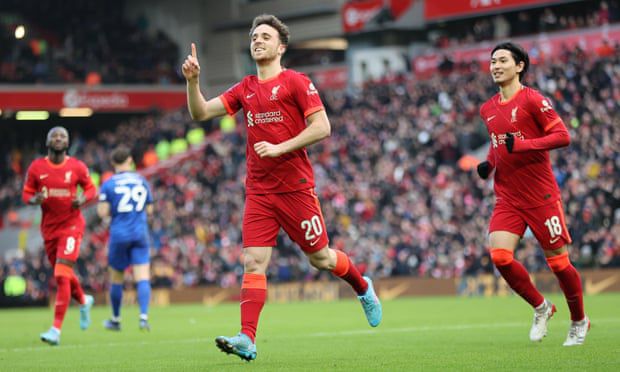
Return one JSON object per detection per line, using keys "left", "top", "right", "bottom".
{"left": 477, "top": 146, "right": 496, "bottom": 180}
{"left": 73, "top": 164, "right": 97, "bottom": 208}
{"left": 477, "top": 106, "right": 496, "bottom": 179}
{"left": 182, "top": 43, "right": 228, "bottom": 121}
{"left": 506, "top": 121, "right": 570, "bottom": 153}
{"left": 96, "top": 201, "right": 111, "bottom": 219}
{"left": 96, "top": 185, "right": 111, "bottom": 226}
{"left": 96, "top": 200, "right": 111, "bottom": 228}
{"left": 253, "top": 109, "right": 331, "bottom": 158}
{"left": 506, "top": 92, "right": 570, "bottom": 153}
{"left": 22, "top": 166, "right": 44, "bottom": 205}
{"left": 145, "top": 203, "right": 155, "bottom": 229}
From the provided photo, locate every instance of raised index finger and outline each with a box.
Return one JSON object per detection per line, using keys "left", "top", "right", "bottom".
{"left": 191, "top": 43, "right": 197, "bottom": 59}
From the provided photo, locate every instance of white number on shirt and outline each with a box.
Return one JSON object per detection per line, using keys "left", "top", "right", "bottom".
{"left": 64, "top": 236, "right": 76, "bottom": 255}
{"left": 114, "top": 185, "right": 147, "bottom": 213}
{"left": 544, "top": 215, "right": 562, "bottom": 237}
{"left": 301, "top": 215, "right": 323, "bottom": 241}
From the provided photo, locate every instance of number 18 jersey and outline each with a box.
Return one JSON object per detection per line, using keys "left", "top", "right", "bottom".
{"left": 99, "top": 171, "right": 153, "bottom": 242}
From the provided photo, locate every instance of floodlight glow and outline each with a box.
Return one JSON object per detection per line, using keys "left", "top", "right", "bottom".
{"left": 59, "top": 107, "right": 93, "bottom": 117}
{"left": 16, "top": 111, "right": 49, "bottom": 120}
{"left": 15, "top": 25, "right": 26, "bottom": 39}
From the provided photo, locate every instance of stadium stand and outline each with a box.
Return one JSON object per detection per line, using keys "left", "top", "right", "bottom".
{"left": 2, "top": 45, "right": 618, "bottom": 297}
{"left": 0, "top": 0, "right": 181, "bottom": 84}
{"left": 1, "top": 1, "right": 619, "bottom": 300}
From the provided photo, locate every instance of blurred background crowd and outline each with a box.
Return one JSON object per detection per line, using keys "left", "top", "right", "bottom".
{"left": 1, "top": 0, "right": 619, "bottom": 302}
{"left": 2, "top": 45, "right": 618, "bottom": 300}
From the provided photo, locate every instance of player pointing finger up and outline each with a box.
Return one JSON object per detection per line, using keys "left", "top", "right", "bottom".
{"left": 182, "top": 43, "right": 200, "bottom": 81}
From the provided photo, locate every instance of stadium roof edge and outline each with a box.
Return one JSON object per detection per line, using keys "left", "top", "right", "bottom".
{"left": 211, "top": 4, "right": 339, "bottom": 32}
{"left": 0, "top": 84, "right": 186, "bottom": 92}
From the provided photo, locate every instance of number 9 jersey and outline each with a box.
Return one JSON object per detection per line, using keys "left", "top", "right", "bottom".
{"left": 99, "top": 171, "right": 153, "bottom": 242}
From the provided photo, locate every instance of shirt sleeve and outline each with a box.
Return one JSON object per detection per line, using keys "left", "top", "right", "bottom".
{"left": 77, "top": 162, "right": 97, "bottom": 201}
{"left": 144, "top": 178, "right": 154, "bottom": 204}
{"left": 219, "top": 82, "right": 243, "bottom": 116}
{"left": 290, "top": 73, "right": 324, "bottom": 118}
{"left": 22, "top": 163, "right": 38, "bottom": 203}
{"left": 527, "top": 89, "right": 563, "bottom": 132}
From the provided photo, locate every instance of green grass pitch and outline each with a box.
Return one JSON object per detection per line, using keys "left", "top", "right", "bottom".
{"left": 1, "top": 293, "right": 619, "bottom": 371}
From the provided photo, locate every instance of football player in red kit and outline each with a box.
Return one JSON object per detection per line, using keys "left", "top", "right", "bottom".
{"left": 477, "top": 42, "right": 588, "bottom": 346}
{"left": 182, "top": 14, "right": 382, "bottom": 361}
{"left": 22, "top": 126, "right": 96, "bottom": 345}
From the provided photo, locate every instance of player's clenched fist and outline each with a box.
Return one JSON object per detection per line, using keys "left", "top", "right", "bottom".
{"left": 182, "top": 43, "right": 201, "bottom": 82}
{"left": 254, "top": 141, "right": 284, "bottom": 158}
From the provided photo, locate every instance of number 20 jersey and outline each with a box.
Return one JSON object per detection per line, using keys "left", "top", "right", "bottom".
{"left": 99, "top": 171, "right": 153, "bottom": 242}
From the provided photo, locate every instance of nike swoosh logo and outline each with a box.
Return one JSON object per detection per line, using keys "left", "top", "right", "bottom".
{"left": 309, "top": 239, "right": 320, "bottom": 246}
{"left": 246, "top": 93, "right": 255, "bottom": 99}
{"left": 40, "top": 174, "right": 48, "bottom": 179}
{"left": 487, "top": 115, "right": 496, "bottom": 122}
{"left": 549, "top": 237, "right": 560, "bottom": 244}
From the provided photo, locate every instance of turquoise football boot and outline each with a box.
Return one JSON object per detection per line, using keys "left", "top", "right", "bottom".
{"left": 215, "top": 333, "right": 257, "bottom": 362}
{"left": 358, "top": 276, "right": 382, "bottom": 327}
{"left": 40, "top": 327, "right": 60, "bottom": 346}
{"left": 79, "top": 294, "right": 94, "bottom": 330}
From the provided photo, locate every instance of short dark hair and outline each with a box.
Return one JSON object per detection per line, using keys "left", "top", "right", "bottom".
{"left": 250, "top": 14, "right": 290, "bottom": 45}
{"left": 110, "top": 145, "right": 132, "bottom": 165}
{"left": 491, "top": 42, "right": 530, "bottom": 81}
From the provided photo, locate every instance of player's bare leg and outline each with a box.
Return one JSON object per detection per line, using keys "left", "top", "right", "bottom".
{"left": 308, "top": 246, "right": 382, "bottom": 327}
{"left": 215, "top": 246, "right": 270, "bottom": 361}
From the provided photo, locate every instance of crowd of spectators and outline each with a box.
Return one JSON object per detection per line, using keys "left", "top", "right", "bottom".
{"left": 1, "top": 41, "right": 619, "bottom": 301}
{"left": 0, "top": 0, "right": 181, "bottom": 84}
{"left": 431, "top": 1, "right": 620, "bottom": 48}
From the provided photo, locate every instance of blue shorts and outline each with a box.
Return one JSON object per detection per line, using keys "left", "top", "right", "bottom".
{"left": 108, "top": 238, "right": 150, "bottom": 271}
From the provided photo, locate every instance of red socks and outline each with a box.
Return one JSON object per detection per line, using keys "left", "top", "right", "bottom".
{"left": 53, "top": 276, "right": 71, "bottom": 329}
{"left": 70, "top": 274, "right": 85, "bottom": 304}
{"left": 547, "top": 253, "right": 585, "bottom": 321}
{"left": 240, "top": 273, "right": 267, "bottom": 343}
{"left": 490, "top": 248, "right": 544, "bottom": 307}
{"left": 331, "top": 250, "right": 368, "bottom": 295}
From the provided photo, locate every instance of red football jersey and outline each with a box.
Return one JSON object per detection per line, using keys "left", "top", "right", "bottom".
{"left": 220, "top": 69, "right": 324, "bottom": 194}
{"left": 480, "top": 86, "right": 565, "bottom": 209}
{"left": 23, "top": 156, "right": 95, "bottom": 239}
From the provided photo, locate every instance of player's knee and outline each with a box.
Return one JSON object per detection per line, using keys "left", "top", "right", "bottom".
{"left": 54, "top": 263, "right": 74, "bottom": 278}
{"left": 546, "top": 251, "right": 570, "bottom": 272}
{"left": 243, "top": 253, "right": 266, "bottom": 273}
{"left": 489, "top": 248, "right": 514, "bottom": 267}
{"left": 133, "top": 264, "right": 150, "bottom": 282}
{"left": 308, "top": 248, "right": 333, "bottom": 270}
{"left": 109, "top": 268, "right": 124, "bottom": 283}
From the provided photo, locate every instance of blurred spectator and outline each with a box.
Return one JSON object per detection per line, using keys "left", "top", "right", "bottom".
{"left": 1, "top": 31, "right": 619, "bottom": 295}
{"left": 0, "top": 0, "right": 181, "bottom": 84}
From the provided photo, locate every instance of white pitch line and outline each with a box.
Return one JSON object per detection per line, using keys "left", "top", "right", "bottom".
{"left": 1, "top": 318, "right": 618, "bottom": 353}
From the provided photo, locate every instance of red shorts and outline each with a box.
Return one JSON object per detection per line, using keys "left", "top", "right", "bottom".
{"left": 243, "top": 189, "right": 329, "bottom": 253}
{"left": 489, "top": 200, "right": 572, "bottom": 250}
{"left": 44, "top": 233, "right": 82, "bottom": 265}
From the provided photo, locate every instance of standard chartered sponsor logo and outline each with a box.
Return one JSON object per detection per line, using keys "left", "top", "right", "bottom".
{"left": 246, "top": 110, "right": 284, "bottom": 127}
{"left": 48, "top": 188, "right": 71, "bottom": 197}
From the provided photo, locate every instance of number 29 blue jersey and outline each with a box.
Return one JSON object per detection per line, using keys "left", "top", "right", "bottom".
{"left": 99, "top": 171, "right": 153, "bottom": 243}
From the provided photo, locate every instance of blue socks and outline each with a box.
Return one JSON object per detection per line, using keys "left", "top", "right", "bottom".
{"left": 110, "top": 283, "right": 123, "bottom": 318}
{"left": 109, "top": 281, "right": 150, "bottom": 320}
{"left": 136, "top": 280, "right": 151, "bottom": 318}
